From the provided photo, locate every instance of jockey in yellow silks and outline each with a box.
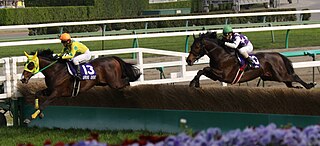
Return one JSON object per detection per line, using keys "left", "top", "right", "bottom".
{"left": 58, "top": 33, "right": 91, "bottom": 79}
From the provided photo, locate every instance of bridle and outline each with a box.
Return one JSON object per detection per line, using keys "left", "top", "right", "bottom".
{"left": 24, "top": 56, "right": 58, "bottom": 76}
{"left": 190, "top": 38, "right": 215, "bottom": 61}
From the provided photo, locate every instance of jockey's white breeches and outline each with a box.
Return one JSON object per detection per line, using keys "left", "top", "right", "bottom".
{"left": 238, "top": 42, "right": 253, "bottom": 58}
{"left": 72, "top": 50, "right": 91, "bottom": 65}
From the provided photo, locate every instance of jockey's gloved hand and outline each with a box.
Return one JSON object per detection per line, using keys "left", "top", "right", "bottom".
{"left": 53, "top": 55, "right": 60, "bottom": 60}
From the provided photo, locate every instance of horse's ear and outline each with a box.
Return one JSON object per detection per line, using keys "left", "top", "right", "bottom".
{"left": 32, "top": 51, "right": 38, "bottom": 60}
{"left": 193, "top": 34, "right": 195, "bottom": 39}
{"left": 24, "top": 51, "right": 29, "bottom": 58}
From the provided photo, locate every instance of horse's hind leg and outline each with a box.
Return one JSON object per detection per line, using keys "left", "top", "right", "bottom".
{"left": 289, "top": 74, "right": 315, "bottom": 89}
{"left": 284, "top": 81, "right": 303, "bottom": 89}
{"left": 108, "top": 78, "right": 129, "bottom": 89}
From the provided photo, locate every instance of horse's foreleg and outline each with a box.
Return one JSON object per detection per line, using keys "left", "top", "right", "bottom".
{"left": 189, "top": 70, "right": 206, "bottom": 87}
{"left": 34, "top": 89, "right": 50, "bottom": 110}
{"left": 202, "top": 67, "right": 223, "bottom": 81}
{"left": 189, "top": 67, "right": 223, "bottom": 88}
{"left": 39, "top": 90, "right": 59, "bottom": 111}
{"left": 31, "top": 90, "right": 59, "bottom": 120}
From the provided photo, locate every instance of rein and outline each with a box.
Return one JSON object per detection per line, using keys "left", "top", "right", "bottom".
{"left": 33, "top": 60, "right": 58, "bottom": 75}
{"left": 201, "top": 39, "right": 215, "bottom": 54}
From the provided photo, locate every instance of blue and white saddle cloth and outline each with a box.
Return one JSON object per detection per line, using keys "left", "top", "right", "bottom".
{"left": 237, "top": 54, "right": 260, "bottom": 69}
{"left": 66, "top": 62, "right": 97, "bottom": 80}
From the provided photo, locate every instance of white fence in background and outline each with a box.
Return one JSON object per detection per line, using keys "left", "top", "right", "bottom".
{"left": 1, "top": 10, "right": 320, "bottom": 99}
{"left": 0, "top": 58, "right": 11, "bottom": 99}
{"left": 0, "top": 10, "right": 319, "bottom": 30}
{"left": 1, "top": 23, "right": 320, "bottom": 47}
{"left": 0, "top": 47, "right": 319, "bottom": 99}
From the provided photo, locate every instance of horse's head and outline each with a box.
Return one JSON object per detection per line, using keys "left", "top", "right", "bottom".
{"left": 20, "top": 49, "right": 56, "bottom": 84}
{"left": 21, "top": 51, "right": 39, "bottom": 84}
{"left": 186, "top": 34, "right": 206, "bottom": 66}
{"left": 187, "top": 32, "right": 221, "bottom": 65}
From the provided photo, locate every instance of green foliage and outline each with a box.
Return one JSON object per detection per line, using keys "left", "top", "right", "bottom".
{"left": 108, "top": 8, "right": 297, "bottom": 31}
{"left": 0, "top": 6, "right": 91, "bottom": 25}
{"left": 0, "top": 126, "right": 168, "bottom": 146}
{"left": 96, "top": 0, "right": 149, "bottom": 18}
{"left": 0, "top": 0, "right": 302, "bottom": 36}
{"left": 148, "top": 1, "right": 192, "bottom": 10}
{"left": 301, "top": 9, "right": 311, "bottom": 20}
{"left": 25, "top": 0, "right": 94, "bottom": 7}
{"left": 190, "top": 0, "right": 202, "bottom": 13}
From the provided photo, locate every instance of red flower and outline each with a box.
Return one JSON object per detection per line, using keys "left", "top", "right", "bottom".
{"left": 54, "top": 141, "right": 65, "bottom": 146}
{"left": 43, "top": 139, "right": 52, "bottom": 145}
{"left": 122, "top": 135, "right": 168, "bottom": 146}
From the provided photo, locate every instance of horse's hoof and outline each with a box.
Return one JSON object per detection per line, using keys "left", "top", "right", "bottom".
{"left": 307, "top": 82, "right": 316, "bottom": 89}
{"left": 189, "top": 81, "right": 195, "bottom": 87}
{"left": 195, "top": 82, "right": 200, "bottom": 88}
{"left": 39, "top": 113, "right": 45, "bottom": 119}
{"left": 23, "top": 119, "right": 31, "bottom": 124}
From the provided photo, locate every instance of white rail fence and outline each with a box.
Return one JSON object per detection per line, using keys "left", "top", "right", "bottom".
{"left": 0, "top": 47, "right": 319, "bottom": 99}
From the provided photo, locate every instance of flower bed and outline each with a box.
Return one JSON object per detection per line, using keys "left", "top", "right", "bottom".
{"left": 18, "top": 123, "right": 320, "bottom": 146}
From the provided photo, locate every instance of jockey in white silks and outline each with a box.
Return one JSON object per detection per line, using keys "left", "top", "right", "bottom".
{"left": 223, "top": 25, "right": 255, "bottom": 68}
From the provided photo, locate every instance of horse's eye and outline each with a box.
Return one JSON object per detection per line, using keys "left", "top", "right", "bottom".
{"left": 27, "top": 62, "right": 35, "bottom": 70}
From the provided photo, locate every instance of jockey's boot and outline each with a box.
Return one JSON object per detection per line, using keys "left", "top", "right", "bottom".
{"left": 75, "top": 65, "right": 82, "bottom": 80}
{"left": 246, "top": 57, "right": 255, "bottom": 68}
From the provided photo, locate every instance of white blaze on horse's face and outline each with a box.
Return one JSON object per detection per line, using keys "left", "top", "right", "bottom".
{"left": 20, "top": 51, "right": 39, "bottom": 84}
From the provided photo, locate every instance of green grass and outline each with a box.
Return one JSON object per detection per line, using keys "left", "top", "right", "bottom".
{"left": 0, "top": 28, "right": 319, "bottom": 58}
{"left": 0, "top": 126, "right": 169, "bottom": 146}
{"left": 245, "top": 28, "right": 320, "bottom": 49}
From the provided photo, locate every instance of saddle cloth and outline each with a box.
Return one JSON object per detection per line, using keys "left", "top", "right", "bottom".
{"left": 66, "top": 62, "right": 97, "bottom": 80}
{"left": 237, "top": 54, "right": 260, "bottom": 69}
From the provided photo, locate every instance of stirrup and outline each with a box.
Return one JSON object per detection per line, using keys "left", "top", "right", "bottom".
{"left": 248, "top": 63, "right": 253, "bottom": 68}
{"left": 75, "top": 74, "right": 82, "bottom": 80}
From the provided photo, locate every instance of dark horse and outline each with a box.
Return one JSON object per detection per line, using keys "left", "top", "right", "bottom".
{"left": 186, "top": 32, "right": 315, "bottom": 89}
{"left": 21, "top": 49, "right": 141, "bottom": 122}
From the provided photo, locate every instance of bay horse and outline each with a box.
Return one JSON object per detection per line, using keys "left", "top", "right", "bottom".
{"left": 186, "top": 32, "right": 315, "bottom": 89}
{"left": 21, "top": 49, "right": 141, "bottom": 122}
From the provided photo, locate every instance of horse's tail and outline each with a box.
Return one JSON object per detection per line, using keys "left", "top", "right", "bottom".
{"left": 279, "top": 53, "right": 295, "bottom": 75}
{"left": 113, "top": 56, "right": 141, "bottom": 82}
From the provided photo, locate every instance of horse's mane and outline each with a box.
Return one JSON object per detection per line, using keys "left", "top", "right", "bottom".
{"left": 199, "top": 31, "right": 235, "bottom": 54}
{"left": 30, "top": 49, "right": 55, "bottom": 60}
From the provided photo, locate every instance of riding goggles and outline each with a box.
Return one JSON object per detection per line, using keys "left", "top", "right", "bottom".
{"left": 61, "top": 40, "right": 68, "bottom": 43}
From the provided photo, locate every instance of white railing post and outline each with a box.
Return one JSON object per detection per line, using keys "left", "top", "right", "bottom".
{"left": 3, "top": 58, "right": 11, "bottom": 98}
{"left": 180, "top": 56, "right": 187, "bottom": 78}
{"left": 136, "top": 48, "right": 144, "bottom": 82}
{"left": 11, "top": 57, "right": 19, "bottom": 98}
{"left": 11, "top": 56, "right": 26, "bottom": 98}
